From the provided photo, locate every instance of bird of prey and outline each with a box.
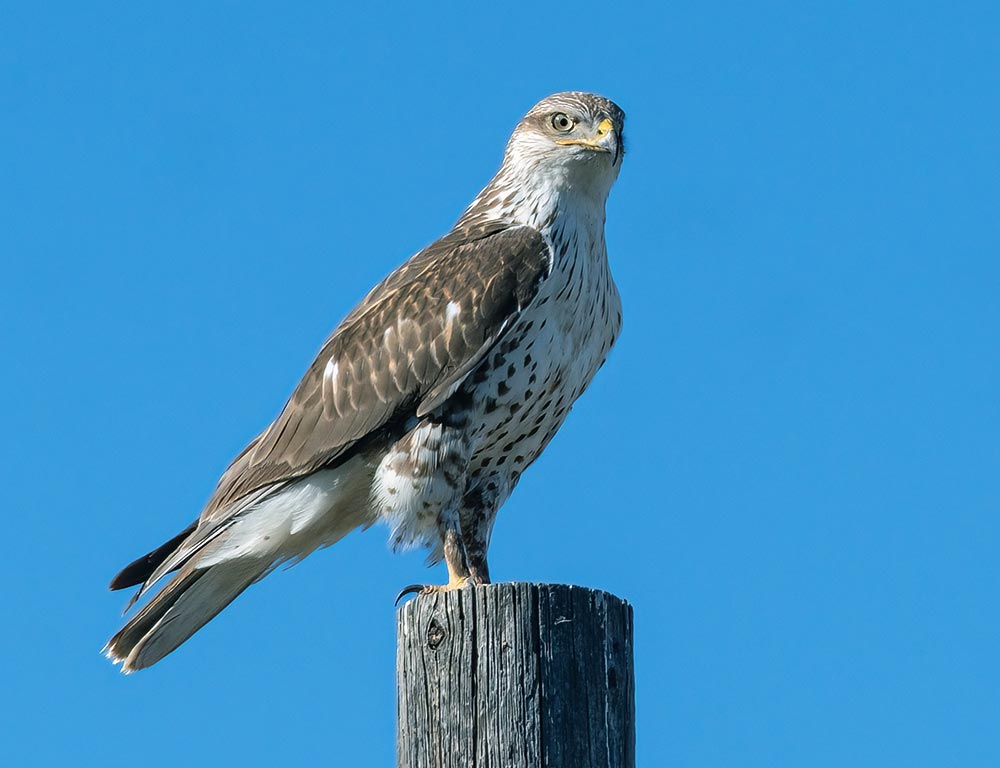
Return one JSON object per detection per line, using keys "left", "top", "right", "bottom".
{"left": 105, "top": 91, "right": 626, "bottom": 672}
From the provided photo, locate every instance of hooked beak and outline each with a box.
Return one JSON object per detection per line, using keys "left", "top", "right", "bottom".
{"left": 555, "top": 117, "right": 620, "bottom": 163}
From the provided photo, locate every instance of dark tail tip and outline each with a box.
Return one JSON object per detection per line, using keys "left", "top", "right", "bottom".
{"left": 109, "top": 520, "right": 198, "bottom": 590}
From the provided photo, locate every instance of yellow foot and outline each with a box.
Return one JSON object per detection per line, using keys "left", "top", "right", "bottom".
{"left": 394, "top": 576, "right": 473, "bottom": 605}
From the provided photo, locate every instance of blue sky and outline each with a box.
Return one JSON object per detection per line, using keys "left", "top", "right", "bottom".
{"left": 3, "top": 2, "right": 998, "bottom": 765}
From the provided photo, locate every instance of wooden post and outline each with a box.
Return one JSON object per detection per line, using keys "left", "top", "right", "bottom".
{"left": 396, "top": 583, "right": 635, "bottom": 768}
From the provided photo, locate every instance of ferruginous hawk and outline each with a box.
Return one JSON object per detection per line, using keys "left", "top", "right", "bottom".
{"left": 106, "top": 91, "right": 626, "bottom": 672}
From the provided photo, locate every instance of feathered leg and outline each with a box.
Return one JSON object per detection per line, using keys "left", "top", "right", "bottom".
{"left": 439, "top": 508, "right": 472, "bottom": 588}
{"left": 395, "top": 508, "right": 472, "bottom": 603}
{"left": 463, "top": 508, "right": 492, "bottom": 585}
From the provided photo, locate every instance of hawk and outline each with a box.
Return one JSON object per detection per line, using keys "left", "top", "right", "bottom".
{"left": 106, "top": 91, "right": 626, "bottom": 672}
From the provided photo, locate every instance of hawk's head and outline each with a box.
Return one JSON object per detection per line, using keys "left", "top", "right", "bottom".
{"left": 503, "top": 91, "right": 626, "bottom": 198}
{"left": 458, "top": 92, "right": 626, "bottom": 230}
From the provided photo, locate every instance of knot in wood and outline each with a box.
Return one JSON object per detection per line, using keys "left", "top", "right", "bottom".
{"left": 397, "top": 584, "right": 636, "bottom": 767}
{"left": 425, "top": 616, "right": 446, "bottom": 650}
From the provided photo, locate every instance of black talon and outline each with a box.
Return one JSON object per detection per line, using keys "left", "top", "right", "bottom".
{"left": 394, "top": 584, "right": 426, "bottom": 606}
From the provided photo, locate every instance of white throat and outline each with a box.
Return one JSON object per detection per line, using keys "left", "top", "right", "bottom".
{"left": 458, "top": 148, "right": 616, "bottom": 240}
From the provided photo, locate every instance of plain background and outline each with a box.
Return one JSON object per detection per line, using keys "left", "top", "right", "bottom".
{"left": 3, "top": 2, "right": 998, "bottom": 765}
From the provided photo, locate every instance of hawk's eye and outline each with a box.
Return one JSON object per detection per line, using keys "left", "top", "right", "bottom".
{"left": 551, "top": 113, "right": 575, "bottom": 132}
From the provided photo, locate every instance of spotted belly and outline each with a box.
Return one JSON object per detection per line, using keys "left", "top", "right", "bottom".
{"left": 372, "top": 249, "right": 622, "bottom": 560}
{"left": 464, "top": 270, "right": 622, "bottom": 489}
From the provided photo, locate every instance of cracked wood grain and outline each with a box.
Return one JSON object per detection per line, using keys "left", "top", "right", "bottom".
{"left": 397, "top": 583, "right": 635, "bottom": 768}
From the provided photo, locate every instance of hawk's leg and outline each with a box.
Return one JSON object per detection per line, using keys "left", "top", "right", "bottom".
{"left": 395, "top": 510, "right": 472, "bottom": 603}
{"left": 380, "top": 417, "right": 480, "bottom": 603}
{"left": 460, "top": 479, "right": 508, "bottom": 585}
{"left": 463, "top": 510, "right": 492, "bottom": 585}
{"left": 439, "top": 508, "right": 472, "bottom": 590}
{"left": 466, "top": 551, "right": 491, "bottom": 585}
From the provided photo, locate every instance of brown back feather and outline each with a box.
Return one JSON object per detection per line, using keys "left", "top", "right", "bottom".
{"left": 199, "top": 223, "right": 551, "bottom": 519}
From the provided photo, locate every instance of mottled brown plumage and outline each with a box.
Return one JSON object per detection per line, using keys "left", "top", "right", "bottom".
{"left": 106, "top": 91, "right": 625, "bottom": 672}
{"left": 212, "top": 223, "right": 551, "bottom": 513}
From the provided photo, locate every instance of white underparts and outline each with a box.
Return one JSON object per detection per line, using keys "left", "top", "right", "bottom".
{"left": 372, "top": 421, "right": 473, "bottom": 556}
{"left": 197, "top": 456, "right": 374, "bottom": 569}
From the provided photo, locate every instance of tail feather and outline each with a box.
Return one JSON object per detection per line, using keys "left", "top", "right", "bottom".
{"left": 105, "top": 461, "right": 377, "bottom": 672}
{"left": 104, "top": 556, "right": 271, "bottom": 673}
{"left": 108, "top": 520, "right": 198, "bottom": 591}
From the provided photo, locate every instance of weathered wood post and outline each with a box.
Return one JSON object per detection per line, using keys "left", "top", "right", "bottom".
{"left": 396, "top": 583, "right": 635, "bottom": 768}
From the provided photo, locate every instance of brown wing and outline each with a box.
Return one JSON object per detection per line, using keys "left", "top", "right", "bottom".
{"left": 202, "top": 222, "right": 551, "bottom": 517}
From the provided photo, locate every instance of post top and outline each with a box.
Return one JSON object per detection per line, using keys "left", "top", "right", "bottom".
{"left": 396, "top": 581, "right": 632, "bottom": 617}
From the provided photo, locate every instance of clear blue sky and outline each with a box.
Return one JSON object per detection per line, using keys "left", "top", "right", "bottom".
{"left": 2, "top": 2, "right": 998, "bottom": 766}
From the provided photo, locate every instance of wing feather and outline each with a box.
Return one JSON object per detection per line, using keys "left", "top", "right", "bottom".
{"left": 200, "top": 223, "right": 551, "bottom": 518}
